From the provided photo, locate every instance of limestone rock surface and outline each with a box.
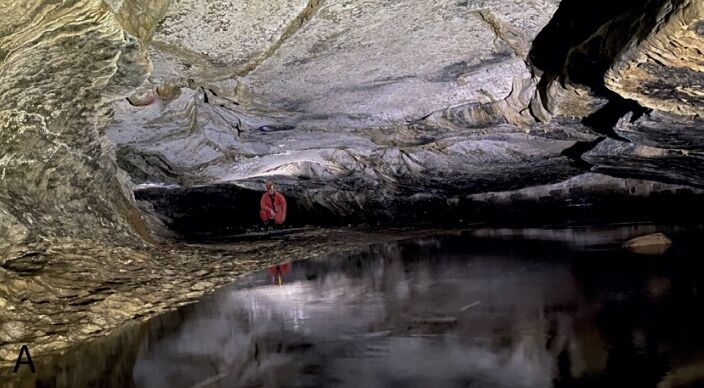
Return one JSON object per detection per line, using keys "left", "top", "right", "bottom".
{"left": 0, "top": 0, "right": 156, "bottom": 259}
{"left": 605, "top": 0, "right": 704, "bottom": 116}
{"left": 583, "top": 138, "right": 704, "bottom": 188}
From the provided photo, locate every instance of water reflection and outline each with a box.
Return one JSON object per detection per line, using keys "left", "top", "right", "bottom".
{"left": 267, "top": 263, "right": 291, "bottom": 286}
{"left": 8, "top": 227, "right": 704, "bottom": 388}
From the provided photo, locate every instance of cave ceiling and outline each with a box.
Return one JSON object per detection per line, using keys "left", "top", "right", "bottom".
{"left": 105, "top": 0, "right": 704, "bottom": 195}
{"left": 108, "top": 0, "right": 574, "bottom": 192}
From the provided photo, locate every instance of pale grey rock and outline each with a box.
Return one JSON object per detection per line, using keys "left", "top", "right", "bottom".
{"left": 143, "top": 0, "right": 560, "bottom": 129}
{"left": 108, "top": 83, "right": 586, "bottom": 214}
{"left": 583, "top": 139, "right": 704, "bottom": 188}
{"left": 241, "top": 0, "right": 558, "bottom": 129}
{"left": 106, "top": 0, "right": 587, "bottom": 217}
{"left": 614, "top": 111, "right": 704, "bottom": 152}
{"left": 147, "top": 0, "right": 312, "bottom": 86}
{"left": 154, "top": 0, "right": 310, "bottom": 70}
{"left": 467, "top": 173, "right": 704, "bottom": 205}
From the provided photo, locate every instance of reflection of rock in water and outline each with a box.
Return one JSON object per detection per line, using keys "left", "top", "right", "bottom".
{"left": 131, "top": 240, "right": 582, "bottom": 388}
{"left": 127, "top": 235, "right": 704, "bottom": 388}
{"left": 8, "top": 232, "right": 704, "bottom": 387}
{"left": 7, "top": 323, "right": 148, "bottom": 388}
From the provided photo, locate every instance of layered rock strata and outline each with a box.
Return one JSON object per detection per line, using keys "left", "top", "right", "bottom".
{"left": 0, "top": 0, "right": 157, "bottom": 263}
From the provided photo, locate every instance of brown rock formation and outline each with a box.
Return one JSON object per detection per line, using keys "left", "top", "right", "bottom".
{"left": 606, "top": 0, "right": 704, "bottom": 116}
{"left": 0, "top": 0, "right": 158, "bottom": 261}
{"left": 623, "top": 232, "right": 673, "bottom": 255}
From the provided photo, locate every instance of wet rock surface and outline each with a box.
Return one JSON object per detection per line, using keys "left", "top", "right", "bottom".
{"left": 0, "top": 228, "right": 447, "bottom": 364}
{"left": 6, "top": 227, "right": 704, "bottom": 387}
{"left": 623, "top": 232, "right": 673, "bottom": 255}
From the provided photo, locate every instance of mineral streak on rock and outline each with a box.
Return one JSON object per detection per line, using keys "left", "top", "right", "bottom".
{"left": 605, "top": 0, "right": 704, "bottom": 116}
{"left": 148, "top": 0, "right": 314, "bottom": 85}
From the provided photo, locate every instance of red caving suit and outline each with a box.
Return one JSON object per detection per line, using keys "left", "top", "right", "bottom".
{"left": 260, "top": 191, "right": 287, "bottom": 225}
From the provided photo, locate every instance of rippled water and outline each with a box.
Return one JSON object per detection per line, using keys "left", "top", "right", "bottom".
{"left": 8, "top": 225, "right": 704, "bottom": 388}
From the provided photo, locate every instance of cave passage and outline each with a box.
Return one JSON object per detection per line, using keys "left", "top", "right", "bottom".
{"left": 126, "top": 0, "right": 701, "bottom": 241}
{"left": 136, "top": 183, "right": 704, "bottom": 241}
{"left": 4, "top": 0, "right": 704, "bottom": 384}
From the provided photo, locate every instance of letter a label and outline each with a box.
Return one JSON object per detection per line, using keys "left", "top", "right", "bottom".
{"left": 13, "top": 345, "right": 35, "bottom": 373}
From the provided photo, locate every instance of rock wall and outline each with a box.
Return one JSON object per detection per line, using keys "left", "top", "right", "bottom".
{"left": 0, "top": 0, "right": 155, "bottom": 261}
{"left": 605, "top": 0, "right": 704, "bottom": 117}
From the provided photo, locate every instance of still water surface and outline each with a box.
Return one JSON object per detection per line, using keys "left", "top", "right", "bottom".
{"left": 9, "top": 225, "right": 704, "bottom": 388}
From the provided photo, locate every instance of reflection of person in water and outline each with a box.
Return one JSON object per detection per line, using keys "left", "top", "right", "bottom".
{"left": 267, "top": 263, "right": 291, "bottom": 285}
{"left": 259, "top": 180, "right": 287, "bottom": 229}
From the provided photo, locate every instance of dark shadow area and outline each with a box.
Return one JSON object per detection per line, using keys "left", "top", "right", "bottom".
{"left": 529, "top": 0, "right": 664, "bottom": 120}
{"left": 464, "top": 189, "right": 704, "bottom": 228}
{"left": 531, "top": 0, "right": 641, "bottom": 76}
{"left": 559, "top": 98, "right": 650, "bottom": 171}
{"left": 562, "top": 97, "right": 650, "bottom": 169}
{"left": 529, "top": 0, "right": 664, "bottom": 93}
{"left": 560, "top": 138, "right": 604, "bottom": 169}
{"left": 135, "top": 183, "right": 468, "bottom": 241}
{"left": 529, "top": 0, "right": 663, "bottom": 168}
{"left": 581, "top": 99, "right": 649, "bottom": 138}
{"left": 135, "top": 183, "right": 704, "bottom": 242}
{"left": 135, "top": 184, "right": 327, "bottom": 240}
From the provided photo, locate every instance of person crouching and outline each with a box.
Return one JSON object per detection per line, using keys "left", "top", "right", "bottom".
{"left": 260, "top": 180, "right": 287, "bottom": 229}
